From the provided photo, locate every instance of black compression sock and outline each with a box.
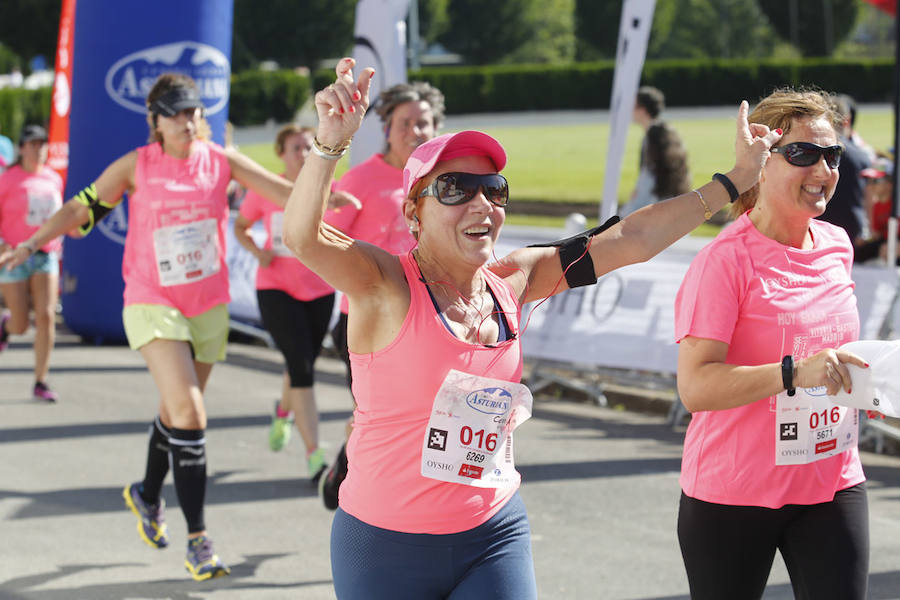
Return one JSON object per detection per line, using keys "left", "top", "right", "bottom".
{"left": 170, "top": 428, "right": 207, "bottom": 534}
{"left": 140, "top": 417, "right": 171, "bottom": 505}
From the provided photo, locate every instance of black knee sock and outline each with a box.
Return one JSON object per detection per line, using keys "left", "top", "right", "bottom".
{"left": 170, "top": 428, "right": 207, "bottom": 534}
{"left": 139, "top": 416, "right": 170, "bottom": 505}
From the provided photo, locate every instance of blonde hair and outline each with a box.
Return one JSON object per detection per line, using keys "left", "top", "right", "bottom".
{"left": 731, "top": 88, "right": 840, "bottom": 219}
{"left": 145, "top": 73, "right": 212, "bottom": 144}
{"left": 274, "top": 124, "right": 315, "bottom": 155}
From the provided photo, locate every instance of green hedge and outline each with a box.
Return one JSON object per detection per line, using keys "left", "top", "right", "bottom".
{"left": 3, "top": 59, "right": 894, "bottom": 135}
{"left": 228, "top": 69, "right": 310, "bottom": 126}
{"left": 317, "top": 57, "right": 894, "bottom": 115}
{"left": 0, "top": 86, "right": 52, "bottom": 142}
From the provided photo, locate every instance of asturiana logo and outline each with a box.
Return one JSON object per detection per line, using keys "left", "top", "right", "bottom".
{"left": 105, "top": 41, "right": 230, "bottom": 115}
{"left": 465, "top": 388, "right": 512, "bottom": 415}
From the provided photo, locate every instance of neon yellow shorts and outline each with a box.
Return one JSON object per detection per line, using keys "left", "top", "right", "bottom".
{"left": 122, "top": 303, "right": 229, "bottom": 363}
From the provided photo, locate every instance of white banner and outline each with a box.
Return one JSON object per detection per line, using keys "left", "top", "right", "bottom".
{"left": 493, "top": 229, "right": 900, "bottom": 376}
{"left": 600, "top": 0, "right": 656, "bottom": 221}
{"left": 349, "top": 0, "right": 411, "bottom": 166}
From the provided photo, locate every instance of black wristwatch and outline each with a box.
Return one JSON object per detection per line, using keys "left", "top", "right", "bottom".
{"left": 781, "top": 355, "right": 796, "bottom": 397}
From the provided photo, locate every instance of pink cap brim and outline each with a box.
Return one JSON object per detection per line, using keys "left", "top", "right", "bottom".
{"left": 861, "top": 168, "right": 888, "bottom": 179}
{"left": 403, "top": 131, "right": 507, "bottom": 198}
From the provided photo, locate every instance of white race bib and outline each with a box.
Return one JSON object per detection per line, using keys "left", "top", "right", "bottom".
{"left": 421, "top": 369, "right": 532, "bottom": 488}
{"left": 775, "top": 387, "right": 858, "bottom": 466}
{"left": 26, "top": 187, "right": 62, "bottom": 226}
{"left": 153, "top": 218, "right": 220, "bottom": 286}
{"left": 268, "top": 212, "right": 293, "bottom": 257}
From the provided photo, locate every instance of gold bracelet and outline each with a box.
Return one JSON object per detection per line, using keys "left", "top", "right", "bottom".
{"left": 692, "top": 189, "right": 712, "bottom": 221}
{"left": 313, "top": 136, "right": 351, "bottom": 156}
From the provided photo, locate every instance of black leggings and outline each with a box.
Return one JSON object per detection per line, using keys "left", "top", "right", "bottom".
{"left": 677, "top": 484, "right": 869, "bottom": 600}
{"left": 256, "top": 289, "right": 334, "bottom": 388}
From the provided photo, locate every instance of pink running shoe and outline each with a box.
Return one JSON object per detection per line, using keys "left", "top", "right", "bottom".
{"left": 33, "top": 381, "right": 59, "bottom": 403}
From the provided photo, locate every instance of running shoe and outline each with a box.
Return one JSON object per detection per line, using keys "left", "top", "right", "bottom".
{"left": 184, "top": 535, "right": 230, "bottom": 581}
{"left": 0, "top": 311, "right": 9, "bottom": 353}
{"left": 307, "top": 447, "right": 327, "bottom": 484}
{"left": 33, "top": 381, "right": 58, "bottom": 403}
{"left": 268, "top": 400, "right": 293, "bottom": 451}
{"left": 122, "top": 482, "right": 169, "bottom": 549}
{"left": 319, "top": 443, "right": 347, "bottom": 511}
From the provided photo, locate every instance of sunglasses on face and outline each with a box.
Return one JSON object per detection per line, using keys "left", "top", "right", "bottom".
{"left": 418, "top": 172, "right": 509, "bottom": 207}
{"left": 770, "top": 142, "right": 843, "bottom": 169}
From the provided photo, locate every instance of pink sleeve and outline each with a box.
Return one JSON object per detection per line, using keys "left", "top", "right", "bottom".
{"left": 239, "top": 190, "right": 266, "bottom": 222}
{"left": 674, "top": 247, "right": 742, "bottom": 345}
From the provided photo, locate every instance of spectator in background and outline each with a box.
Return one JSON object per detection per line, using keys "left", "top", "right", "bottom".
{"left": 856, "top": 154, "right": 899, "bottom": 265}
{"left": 622, "top": 86, "right": 691, "bottom": 215}
{"left": 842, "top": 94, "right": 878, "bottom": 164}
{"left": 817, "top": 93, "right": 871, "bottom": 255}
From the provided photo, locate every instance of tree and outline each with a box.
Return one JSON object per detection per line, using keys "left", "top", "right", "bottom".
{"left": 757, "top": 0, "right": 861, "bottom": 56}
{"left": 574, "top": 1, "right": 623, "bottom": 60}
{"left": 232, "top": 0, "right": 357, "bottom": 70}
{"left": 438, "top": 0, "right": 543, "bottom": 64}
{"left": 0, "top": 0, "right": 60, "bottom": 69}
{"left": 503, "top": 0, "right": 576, "bottom": 63}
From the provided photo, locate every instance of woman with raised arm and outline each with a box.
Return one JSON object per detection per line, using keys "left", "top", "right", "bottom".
{"left": 0, "top": 73, "right": 336, "bottom": 581}
{"left": 675, "top": 89, "right": 871, "bottom": 600}
{"left": 283, "top": 58, "right": 780, "bottom": 600}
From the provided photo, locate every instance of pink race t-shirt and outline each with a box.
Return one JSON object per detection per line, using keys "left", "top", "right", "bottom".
{"left": 0, "top": 165, "right": 64, "bottom": 253}
{"left": 333, "top": 154, "right": 416, "bottom": 313}
{"left": 122, "top": 141, "right": 231, "bottom": 317}
{"left": 340, "top": 252, "right": 523, "bottom": 534}
{"left": 674, "top": 214, "right": 865, "bottom": 508}
{"left": 238, "top": 181, "right": 356, "bottom": 301}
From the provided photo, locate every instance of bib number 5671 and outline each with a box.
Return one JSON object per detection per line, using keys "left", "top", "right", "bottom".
{"left": 460, "top": 426, "right": 498, "bottom": 453}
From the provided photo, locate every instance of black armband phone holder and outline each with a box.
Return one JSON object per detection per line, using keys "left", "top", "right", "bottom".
{"left": 72, "top": 183, "right": 121, "bottom": 236}
{"left": 527, "top": 215, "right": 620, "bottom": 289}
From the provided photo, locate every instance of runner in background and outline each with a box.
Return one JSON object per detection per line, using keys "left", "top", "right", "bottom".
{"left": 284, "top": 57, "right": 779, "bottom": 599}
{"left": 320, "top": 79, "right": 445, "bottom": 509}
{"left": 233, "top": 124, "right": 358, "bottom": 482}
{"left": 0, "top": 125, "right": 63, "bottom": 402}
{"left": 0, "top": 73, "right": 356, "bottom": 581}
{"left": 675, "top": 89, "right": 870, "bottom": 599}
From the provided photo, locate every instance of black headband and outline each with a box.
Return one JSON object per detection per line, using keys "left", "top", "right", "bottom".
{"left": 150, "top": 86, "right": 203, "bottom": 117}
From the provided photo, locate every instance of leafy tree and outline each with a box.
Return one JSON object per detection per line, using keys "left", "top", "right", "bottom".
{"left": 574, "top": 1, "right": 624, "bottom": 60}
{"left": 438, "top": 0, "right": 542, "bottom": 64}
{"left": 757, "top": 0, "right": 861, "bottom": 56}
{"left": 649, "top": 0, "right": 780, "bottom": 60}
{"left": 0, "top": 0, "right": 60, "bottom": 70}
{"left": 417, "top": 0, "right": 451, "bottom": 47}
{"left": 232, "top": 0, "right": 356, "bottom": 70}
{"left": 503, "top": 0, "right": 576, "bottom": 64}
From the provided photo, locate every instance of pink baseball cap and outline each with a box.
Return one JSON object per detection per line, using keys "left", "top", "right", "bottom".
{"left": 402, "top": 130, "right": 507, "bottom": 198}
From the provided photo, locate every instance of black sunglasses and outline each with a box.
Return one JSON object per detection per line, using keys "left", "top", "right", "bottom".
{"left": 771, "top": 142, "right": 842, "bottom": 169}
{"left": 418, "top": 172, "right": 509, "bottom": 207}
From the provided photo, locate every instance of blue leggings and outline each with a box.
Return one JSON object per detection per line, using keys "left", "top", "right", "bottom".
{"left": 331, "top": 492, "right": 537, "bottom": 600}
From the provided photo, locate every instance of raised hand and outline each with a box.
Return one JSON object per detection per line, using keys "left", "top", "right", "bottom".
{"left": 314, "top": 58, "right": 375, "bottom": 150}
{"left": 730, "top": 100, "right": 782, "bottom": 193}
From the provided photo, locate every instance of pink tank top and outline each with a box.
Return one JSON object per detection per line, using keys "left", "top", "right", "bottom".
{"left": 123, "top": 141, "right": 231, "bottom": 316}
{"left": 0, "top": 165, "right": 64, "bottom": 253}
{"left": 239, "top": 181, "right": 357, "bottom": 301}
{"left": 340, "top": 252, "right": 523, "bottom": 534}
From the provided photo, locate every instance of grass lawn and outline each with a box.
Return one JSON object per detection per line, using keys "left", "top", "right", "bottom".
{"left": 240, "top": 106, "right": 894, "bottom": 234}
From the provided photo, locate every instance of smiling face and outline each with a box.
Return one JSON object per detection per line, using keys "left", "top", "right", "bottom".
{"left": 413, "top": 154, "right": 505, "bottom": 270}
{"left": 759, "top": 115, "right": 840, "bottom": 218}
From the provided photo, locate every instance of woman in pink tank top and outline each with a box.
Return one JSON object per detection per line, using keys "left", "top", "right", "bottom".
{"left": 0, "top": 73, "right": 357, "bottom": 582}
{"left": 0, "top": 124, "right": 63, "bottom": 402}
{"left": 282, "top": 58, "right": 780, "bottom": 600}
